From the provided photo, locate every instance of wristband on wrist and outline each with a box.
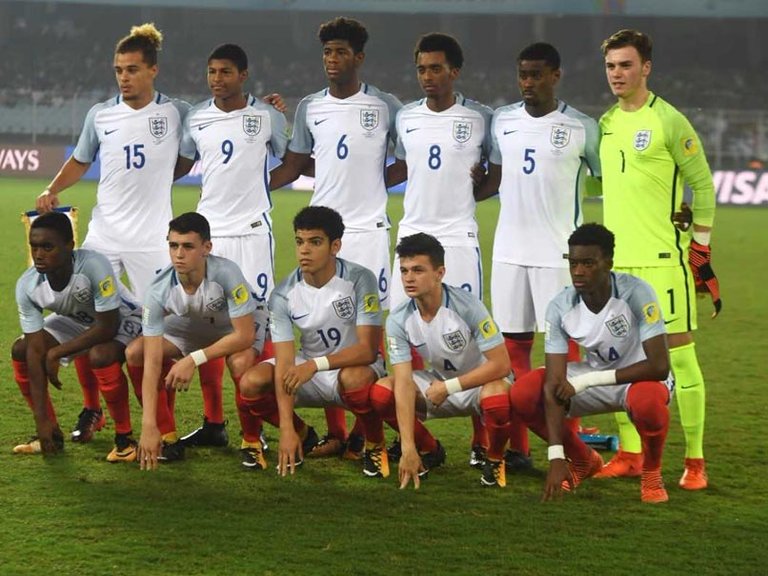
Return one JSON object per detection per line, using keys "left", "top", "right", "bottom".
{"left": 444, "top": 377, "right": 462, "bottom": 395}
{"left": 548, "top": 445, "right": 566, "bottom": 461}
{"left": 314, "top": 356, "right": 330, "bottom": 371}
{"left": 569, "top": 369, "right": 617, "bottom": 394}
{"left": 190, "top": 349, "right": 208, "bottom": 366}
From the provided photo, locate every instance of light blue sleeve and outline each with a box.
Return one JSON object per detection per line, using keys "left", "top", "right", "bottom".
{"left": 625, "top": 278, "right": 666, "bottom": 342}
{"left": 480, "top": 106, "right": 493, "bottom": 158}
{"left": 179, "top": 106, "right": 198, "bottom": 160}
{"left": 267, "top": 286, "right": 294, "bottom": 344}
{"left": 287, "top": 97, "right": 313, "bottom": 154}
{"left": 543, "top": 294, "right": 571, "bottom": 355}
{"left": 141, "top": 279, "right": 169, "bottom": 337}
{"left": 352, "top": 266, "right": 383, "bottom": 327}
{"left": 382, "top": 92, "right": 403, "bottom": 145}
{"left": 268, "top": 107, "right": 289, "bottom": 160}
{"left": 16, "top": 272, "right": 44, "bottom": 334}
{"left": 456, "top": 289, "right": 504, "bottom": 352}
{"left": 394, "top": 108, "right": 406, "bottom": 160}
{"left": 386, "top": 310, "right": 412, "bottom": 366}
{"left": 488, "top": 109, "right": 502, "bottom": 165}
{"left": 82, "top": 251, "right": 121, "bottom": 313}
{"left": 215, "top": 258, "right": 256, "bottom": 319}
{"left": 72, "top": 103, "right": 102, "bottom": 164}
{"left": 581, "top": 115, "right": 601, "bottom": 178}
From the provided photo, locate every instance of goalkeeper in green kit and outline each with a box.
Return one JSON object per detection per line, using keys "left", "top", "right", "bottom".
{"left": 595, "top": 29, "right": 720, "bottom": 490}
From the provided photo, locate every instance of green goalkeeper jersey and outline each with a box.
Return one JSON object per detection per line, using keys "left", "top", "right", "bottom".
{"left": 599, "top": 92, "right": 716, "bottom": 267}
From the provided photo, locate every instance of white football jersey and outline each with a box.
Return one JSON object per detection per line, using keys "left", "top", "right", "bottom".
{"left": 288, "top": 84, "right": 402, "bottom": 232}
{"left": 545, "top": 272, "right": 665, "bottom": 370}
{"left": 142, "top": 254, "right": 264, "bottom": 348}
{"left": 489, "top": 101, "right": 600, "bottom": 267}
{"left": 387, "top": 284, "right": 504, "bottom": 380}
{"left": 181, "top": 95, "right": 288, "bottom": 237}
{"left": 269, "top": 258, "right": 382, "bottom": 358}
{"left": 16, "top": 249, "right": 134, "bottom": 333}
{"left": 395, "top": 95, "right": 492, "bottom": 246}
{"left": 73, "top": 92, "right": 189, "bottom": 252}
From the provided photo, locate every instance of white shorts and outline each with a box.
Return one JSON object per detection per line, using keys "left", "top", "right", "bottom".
{"left": 337, "top": 229, "right": 391, "bottom": 310}
{"left": 491, "top": 262, "right": 571, "bottom": 333}
{"left": 43, "top": 312, "right": 143, "bottom": 350}
{"left": 413, "top": 369, "right": 481, "bottom": 419}
{"left": 564, "top": 362, "right": 674, "bottom": 418}
{"left": 81, "top": 240, "right": 169, "bottom": 302}
{"left": 211, "top": 234, "right": 274, "bottom": 304}
{"left": 391, "top": 245, "right": 482, "bottom": 310}
{"left": 263, "top": 352, "right": 386, "bottom": 408}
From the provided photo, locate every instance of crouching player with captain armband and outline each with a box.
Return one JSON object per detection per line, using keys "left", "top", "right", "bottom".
{"left": 509, "top": 223, "right": 673, "bottom": 503}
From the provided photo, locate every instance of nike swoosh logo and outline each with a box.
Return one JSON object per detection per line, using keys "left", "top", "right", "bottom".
{"left": 406, "top": 127, "right": 420, "bottom": 133}
{"left": 314, "top": 119, "right": 328, "bottom": 126}
{"left": 291, "top": 313, "right": 309, "bottom": 321}
{"left": 104, "top": 129, "right": 119, "bottom": 135}
{"left": 198, "top": 123, "right": 215, "bottom": 131}
{"left": 413, "top": 342, "right": 426, "bottom": 348}
{"left": 602, "top": 132, "right": 614, "bottom": 136}
{"left": 679, "top": 384, "right": 697, "bottom": 390}
{"left": 503, "top": 129, "right": 518, "bottom": 135}
{"left": 664, "top": 320, "right": 674, "bottom": 325}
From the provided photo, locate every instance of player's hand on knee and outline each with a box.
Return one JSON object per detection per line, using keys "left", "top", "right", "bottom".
{"left": 554, "top": 381, "right": 576, "bottom": 403}
{"left": 36, "top": 188, "right": 60, "bottom": 213}
{"left": 689, "top": 241, "right": 722, "bottom": 318}
{"left": 165, "top": 357, "right": 195, "bottom": 390}
{"left": 425, "top": 381, "right": 448, "bottom": 407}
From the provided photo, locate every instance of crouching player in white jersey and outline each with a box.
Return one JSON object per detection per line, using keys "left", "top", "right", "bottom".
{"left": 373, "top": 233, "right": 513, "bottom": 489}
{"left": 509, "top": 224, "right": 672, "bottom": 503}
{"left": 128, "top": 213, "right": 266, "bottom": 470}
{"left": 238, "top": 207, "right": 389, "bottom": 477}
{"left": 12, "top": 212, "right": 142, "bottom": 461}
{"left": 174, "top": 43, "right": 288, "bottom": 449}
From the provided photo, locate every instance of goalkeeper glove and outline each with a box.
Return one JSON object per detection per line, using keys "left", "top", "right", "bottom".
{"left": 689, "top": 240, "right": 722, "bottom": 318}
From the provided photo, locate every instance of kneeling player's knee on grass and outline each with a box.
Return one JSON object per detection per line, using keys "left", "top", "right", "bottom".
{"left": 338, "top": 366, "right": 374, "bottom": 391}
{"left": 11, "top": 337, "right": 26, "bottom": 361}
{"left": 240, "top": 364, "right": 274, "bottom": 396}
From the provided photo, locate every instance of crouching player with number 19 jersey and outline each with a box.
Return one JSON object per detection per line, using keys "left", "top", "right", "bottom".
{"left": 374, "top": 233, "right": 513, "bottom": 489}
{"left": 509, "top": 224, "right": 672, "bottom": 503}
{"left": 238, "top": 207, "right": 388, "bottom": 477}
{"left": 128, "top": 213, "right": 266, "bottom": 470}
{"left": 12, "top": 212, "right": 141, "bottom": 461}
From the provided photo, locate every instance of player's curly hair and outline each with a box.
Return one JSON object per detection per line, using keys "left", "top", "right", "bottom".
{"left": 568, "top": 223, "right": 615, "bottom": 258}
{"left": 115, "top": 22, "right": 163, "bottom": 66}
{"left": 601, "top": 29, "right": 653, "bottom": 63}
{"left": 169, "top": 212, "right": 211, "bottom": 242}
{"left": 30, "top": 211, "right": 73, "bottom": 245}
{"left": 518, "top": 42, "right": 560, "bottom": 70}
{"left": 293, "top": 206, "right": 345, "bottom": 242}
{"left": 209, "top": 44, "right": 248, "bottom": 72}
{"left": 396, "top": 233, "right": 445, "bottom": 268}
{"left": 318, "top": 17, "right": 369, "bottom": 54}
{"left": 414, "top": 33, "right": 464, "bottom": 69}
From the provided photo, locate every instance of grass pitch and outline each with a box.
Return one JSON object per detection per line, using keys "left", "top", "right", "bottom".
{"left": 0, "top": 178, "right": 765, "bottom": 575}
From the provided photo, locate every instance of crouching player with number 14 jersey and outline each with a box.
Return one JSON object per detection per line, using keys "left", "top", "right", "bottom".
{"left": 12, "top": 212, "right": 142, "bottom": 461}
{"left": 238, "top": 207, "right": 388, "bottom": 477}
{"left": 373, "top": 233, "right": 513, "bottom": 489}
{"left": 509, "top": 224, "right": 673, "bottom": 503}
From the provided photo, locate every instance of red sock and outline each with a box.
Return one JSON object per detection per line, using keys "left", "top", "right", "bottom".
{"left": 567, "top": 339, "right": 581, "bottom": 363}
{"left": 350, "top": 417, "right": 364, "bottom": 438}
{"left": 509, "top": 368, "right": 588, "bottom": 461}
{"left": 73, "top": 355, "right": 101, "bottom": 410}
{"left": 626, "top": 381, "right": 670, "bottom": 471}
{"left": 324, "top": 406, "right": 347, "bottom": 441}
{"left": 341, "top": 384, "right": 384, "bottom": 444}
{"left": 127, "top": 361, "right": 176, "bottom": 435}
{"left": 198, "top": 357, "right": 225, "bottom": 424}
{"left": 240, "top": 391, "right": 305, "bottom": 431}
{"left": 480, "top": 394, "right": 511, "bottom": 461}
{"left": 233, "top": 375, "right": 262, "bottom": 443}
{"left": 470, "top": 413, "right": 488, "bottom": 448}
{"left": 505, "top": 336, "right": 533, "bottom": 379}
{"left": 369, "top": 383, "right": 437, "bottom": 453}
{"left": 91, "top": 363, "right": 132, "bottom": 434}
{"left": 13, "top": 359, "right": 58, "bottom": 424}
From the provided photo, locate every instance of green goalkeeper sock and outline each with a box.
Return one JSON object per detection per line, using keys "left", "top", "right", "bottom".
{"left": 671, "top": 342, "right": 706, "bottom": 459}
{"left": 614, "top": 410, "right": 642, "bottom": 454}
